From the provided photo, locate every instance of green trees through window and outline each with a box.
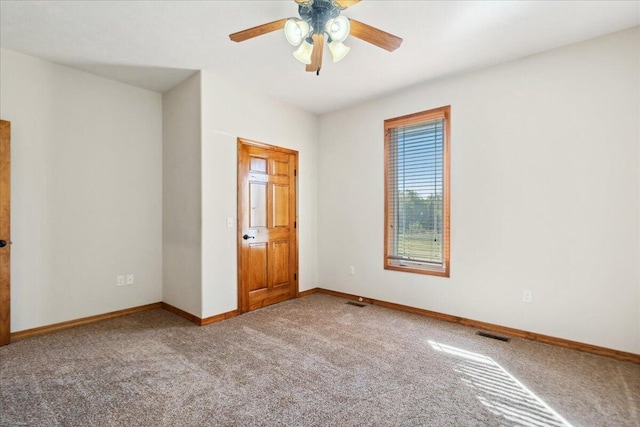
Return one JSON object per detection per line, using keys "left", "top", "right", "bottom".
{"left": 397, "top": 190, "right": 443, "bottom": 263}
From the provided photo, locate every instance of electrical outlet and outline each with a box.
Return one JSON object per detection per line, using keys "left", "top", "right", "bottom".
{"left": 349, "top": 266, "right": 355, "bottom": 276}
{"left": 522, "top": 290, "right": 533, "bottom": 303}
{"left": 126, "top": 274, "right": 134, "bottom": 285}
{"left": 116, "top": 275, "right": 125, "bottom": 286}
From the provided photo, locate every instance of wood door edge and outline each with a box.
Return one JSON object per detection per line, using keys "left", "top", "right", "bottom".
{"left": 292, "top": 152, "right": 299, "bottom": 298}
{"left": 237, "top": 140, "right": 246, "bottom": 313}
{"left": 0, "top": 119, "right": 10, "bottom": 346}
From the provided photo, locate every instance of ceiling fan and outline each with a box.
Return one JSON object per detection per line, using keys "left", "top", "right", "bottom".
{"left": 229, "top": 0, "right": 403, "bottom": 75}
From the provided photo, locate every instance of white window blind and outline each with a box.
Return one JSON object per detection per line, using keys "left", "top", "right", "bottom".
{"left": 385, "top": 108, "right": 449, "bottom": 274}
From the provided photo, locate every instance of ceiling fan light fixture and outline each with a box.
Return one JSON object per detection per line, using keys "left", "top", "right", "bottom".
{"left": 293, "top": 38, "right": 314, "bottom": 64}
{"left": 325, "top": 16, "right": 350, "bottom": 43}
{"left": 284, "top": 19, "right": 310, "bottom": 46}
{"left": 328, "top": 40, "right": 350, "bottom": 62}
{"left": 229, "top": 0, "right": 403, "bottom": 74}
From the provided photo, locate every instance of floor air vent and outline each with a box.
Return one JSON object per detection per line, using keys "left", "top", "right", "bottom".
{"left": 346, "top": 301, "right": 367, "bottom": 307}
{"left": 476, "top": 331, "right": 511, "bottom": 342}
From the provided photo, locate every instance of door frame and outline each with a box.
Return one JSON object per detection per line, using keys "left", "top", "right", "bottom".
{"left": 236, "top": 138, "right": 299, "bottom": 314}
{"left": 0, "top": 120, "right": 10, "bottom": 346}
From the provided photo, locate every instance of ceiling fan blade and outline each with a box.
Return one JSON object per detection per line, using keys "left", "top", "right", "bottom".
{"left": 229, "top": 18, "right": 288, "bottom": 42}
{"left": 335, "top": 0, "right": 361, "bottom": 8}
{"left": 306, "top": 34, "right": 324, "bottom": 73}
{"left": 349, "top": 19, "right": 403, "bottom": 52}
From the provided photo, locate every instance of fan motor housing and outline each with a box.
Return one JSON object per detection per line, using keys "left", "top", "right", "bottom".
{"left": 298, "top": 0, "right": 341, "bottom": 35}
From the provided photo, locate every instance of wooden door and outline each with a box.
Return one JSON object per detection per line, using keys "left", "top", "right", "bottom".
{"left": 0, "top": 120, "right": 10, "bottom": 346}
{"left": 238, "top": 139, "right": 298, "bottom": 313}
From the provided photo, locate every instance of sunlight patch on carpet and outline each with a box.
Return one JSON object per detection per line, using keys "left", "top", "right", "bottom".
{"left": 429, "top": 340, "right": 573, "bottom": 427}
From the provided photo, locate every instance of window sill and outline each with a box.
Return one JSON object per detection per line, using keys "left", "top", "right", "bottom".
{"left": 385, "top": 261, "right": 449, "bottom": 277}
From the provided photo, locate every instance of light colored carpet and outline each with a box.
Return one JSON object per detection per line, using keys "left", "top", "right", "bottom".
{"left": 1, "top": 294, "right": 639, "bottom": 426}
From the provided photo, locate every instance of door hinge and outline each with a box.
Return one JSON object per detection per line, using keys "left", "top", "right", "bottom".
{"left": 294, "top": 221, "right": 297, "bottom": 228}
{"left": 294, "top": 273, "right": 297, "bottom": 280}
{"left": 294, "top": 169, "right": 297, "bottom": 177}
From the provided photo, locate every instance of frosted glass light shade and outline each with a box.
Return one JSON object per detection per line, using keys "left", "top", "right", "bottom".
{"left": 325, "top": 16, "right": 350, "bottom": 43}
{"left": 284, "top": 19, "right": 310, "bottom": 46}
{"left": 328, "top": 40, "right": 350, "bottom": 62}
{"left": 293, "top": 39, "right": 314, "bottom": 64}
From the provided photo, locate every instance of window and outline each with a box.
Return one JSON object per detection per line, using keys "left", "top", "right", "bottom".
{"left": 384, "top": 106, "right": 450, "bottom": 277}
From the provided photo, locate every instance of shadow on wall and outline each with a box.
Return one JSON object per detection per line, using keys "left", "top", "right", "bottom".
{"left": 65, "top": 62, "right": 198, "bottom": 93}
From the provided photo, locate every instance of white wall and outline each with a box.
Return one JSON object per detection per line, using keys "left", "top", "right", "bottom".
{"left": 318, "top": 28, "right": 640, "bottom": 354}
{"left": 200, "top": 71, "right": 318, "bottom": 318}
{"left": 2, "top": 28, "right": 635, "bottom": 355}
{"left": 162, "top": 73, "right": 203, "bottom": 316}
{"left": 0, "top": 49, "right": 163, "bottom": 332}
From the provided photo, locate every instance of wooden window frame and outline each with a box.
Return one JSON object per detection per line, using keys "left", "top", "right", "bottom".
{"left": 384, "top": 105, "right": 451, "bottom": 277}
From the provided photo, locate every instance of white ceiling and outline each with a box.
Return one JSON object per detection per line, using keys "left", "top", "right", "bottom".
{"left": 1, "top": 1, "right": 638, "bottom": 114}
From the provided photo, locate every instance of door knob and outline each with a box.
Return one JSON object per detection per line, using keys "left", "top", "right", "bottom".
{"left": 0, "top": 240, "right": 6, "bottom": 248}
{"left": 242, "top": 234, "right": 255, "bottom": 240}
